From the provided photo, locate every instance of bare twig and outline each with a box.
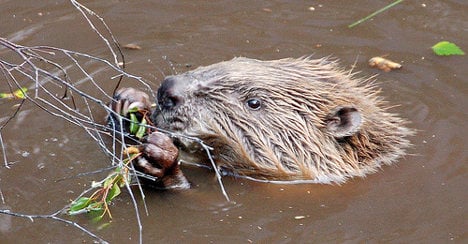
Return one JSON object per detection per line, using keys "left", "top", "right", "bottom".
{"left": 0, "top": 0, "right": 230, "bottom": 242}
{"left": 0, "top": 180, "right": 5, "bottom": 204}
{"left": 0, "top": 132, "right": 8, "bottom": 169}
{"left": 0, "top": 209, "right": 108, "bottom": 243}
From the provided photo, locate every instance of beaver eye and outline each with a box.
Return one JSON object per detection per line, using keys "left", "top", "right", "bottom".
{"left": 246, "top": 98, "right": 262, "bottom": 110}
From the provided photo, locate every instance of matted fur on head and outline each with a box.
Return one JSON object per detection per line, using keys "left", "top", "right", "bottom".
{"left": 152, "top": 57, "right": 413, "bottom": 183}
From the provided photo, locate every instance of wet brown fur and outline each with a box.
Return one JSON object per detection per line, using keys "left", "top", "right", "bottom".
{"left": 152, "top": 57, "right": 413, "bottom": 183}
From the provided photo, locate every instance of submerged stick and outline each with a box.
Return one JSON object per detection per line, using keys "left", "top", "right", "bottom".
{"left": 348, "top": 0, "right": 404, "bottom": 28}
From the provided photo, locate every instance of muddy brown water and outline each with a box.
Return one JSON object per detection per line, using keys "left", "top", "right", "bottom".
{"left": 0, "top": 0, "right": 466, "bottom": 243}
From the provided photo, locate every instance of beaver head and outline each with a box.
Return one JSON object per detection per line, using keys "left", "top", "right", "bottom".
{"left": 151, "top": 57, "right": 413, "bottom": 183}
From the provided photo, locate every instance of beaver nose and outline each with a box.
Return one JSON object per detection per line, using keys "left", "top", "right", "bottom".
{"left": 157, "top": 76, "right": 185, "bottom": 110}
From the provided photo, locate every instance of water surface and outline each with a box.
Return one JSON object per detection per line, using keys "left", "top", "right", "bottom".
{"left": 0, "top": 0, "right": 466, "bottom": 243}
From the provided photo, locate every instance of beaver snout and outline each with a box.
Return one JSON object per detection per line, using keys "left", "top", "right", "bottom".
{"left": 157, "top": 76, "right": 185, "bottom": 110}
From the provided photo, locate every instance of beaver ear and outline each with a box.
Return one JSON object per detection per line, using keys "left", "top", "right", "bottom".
{"left": 325, "top": 106, "right": 362, "bottom": 138}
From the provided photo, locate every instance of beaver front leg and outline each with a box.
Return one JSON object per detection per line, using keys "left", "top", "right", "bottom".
{"left": 108, "top": 88, "right": 190, "bottom": 189}
{"left": 135, "top": 131, "right": 190, "bottom": 190}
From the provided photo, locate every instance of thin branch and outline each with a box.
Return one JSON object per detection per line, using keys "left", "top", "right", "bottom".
{"left": 0, "top": 209, "right": 109, "bottom": 243}
{"left": 0, "top": 0, "right": 232, "bottom": 242}
{"left": 0, "top": 132, "right": 9, "bottom": 169}
{"left": 0, "top": 184, "right": 5, "bottom": 204}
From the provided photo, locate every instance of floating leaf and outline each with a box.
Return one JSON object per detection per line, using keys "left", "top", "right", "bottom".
{"left": 432, "top": 41, "right": 465, "bottom": 56}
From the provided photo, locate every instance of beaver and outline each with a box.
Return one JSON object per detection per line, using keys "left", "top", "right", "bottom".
{"left": 112, "top": 57, "right": 413, "bottom": 185}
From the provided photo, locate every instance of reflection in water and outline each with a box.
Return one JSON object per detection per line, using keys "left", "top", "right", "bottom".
{"left": 0, "top": 0, "right": 467, "bottom": 242}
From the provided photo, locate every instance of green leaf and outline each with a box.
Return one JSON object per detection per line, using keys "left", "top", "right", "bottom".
{"left": 103, "top": 175, "right": 116, "bottom": 188}
{"left": 113, "top": 173, "right": 124, "bottom": 186}
{"left": 88, "top": 202, "right": 104, "bottom": 211}
{"left": 106, "top": 183, "right": 121, "bottom": 203}
{"left": 0, "top": 88, "right": 27, "bottom": 99}
{"left": 129, "top": 113, "right": 139, "bottom": 134}
{"left": 114, "top": 166, "right": 122, "bottom": 173}
{"left": 127, "top": 107, "right": 139, "bottom": 113}
{"left": 89, "top": 207, "right": 105, "bottom": 222}
{"left": 432, "top": 41, "right": 465, "bottom": 56}
{"left": 13, "top": 88, "right": 27, "bottom": 99}
{"left": 135, "top": 117, "right": 147, "bottom": 139}
{"left": 92, "top": 214, "right": 104, "bottom": 222}
{"left": 69, "top": 197, "right": 91, "bottom": 213}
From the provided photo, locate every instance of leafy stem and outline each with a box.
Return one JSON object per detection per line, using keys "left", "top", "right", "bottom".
{"left": 68, "top": 148, "right": 141, "bottom": 221}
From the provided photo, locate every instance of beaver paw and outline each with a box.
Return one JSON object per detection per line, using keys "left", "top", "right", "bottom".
{"left": 110, "top": 87, "right": 152, "bottom": 116}
{"left": 134, "top": 131, "right": 190, "bottom": 190}
{"left": 107, "top": 87, "right": 152, "bottom": 135}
